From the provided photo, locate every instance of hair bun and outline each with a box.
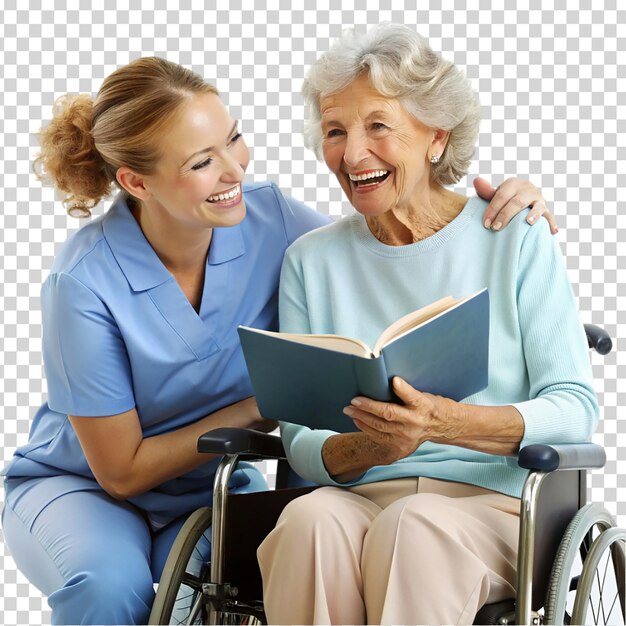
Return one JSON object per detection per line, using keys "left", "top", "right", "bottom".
{"left": 34, "top": 93, "right": 114, "bottom": 217}
{"left": 34, "top": 57, "right": 219, "bottom": 216}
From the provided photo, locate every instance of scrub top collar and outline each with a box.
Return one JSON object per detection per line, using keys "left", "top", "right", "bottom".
{"left": 102, "top": 194, "right": 246, "bottom": 292}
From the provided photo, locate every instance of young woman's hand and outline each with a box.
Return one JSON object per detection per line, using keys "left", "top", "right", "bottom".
{"left": 474, "top": 176, "right": 557, "bottom": 234}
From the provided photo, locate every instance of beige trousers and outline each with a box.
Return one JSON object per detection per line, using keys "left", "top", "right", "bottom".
{"left": 257, "top": 477, "right": 520, "bottom": 625}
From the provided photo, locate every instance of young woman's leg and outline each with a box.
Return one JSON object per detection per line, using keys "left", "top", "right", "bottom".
{"left": 3, "top": 477, "right": 154, "bottom": 625}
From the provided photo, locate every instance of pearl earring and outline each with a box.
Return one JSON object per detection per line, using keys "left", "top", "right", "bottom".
{"left": 430, "top": 154, "right": 440, "bottom": 164}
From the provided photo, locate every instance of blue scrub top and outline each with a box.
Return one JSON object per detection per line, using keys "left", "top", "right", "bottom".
{"left": 2, "top": 182, "right": 331, "bottom": 527}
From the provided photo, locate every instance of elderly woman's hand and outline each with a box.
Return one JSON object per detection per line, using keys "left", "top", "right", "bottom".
{"left": 474, "top": 176, "right": 557, "bottom": 234}
{"left": 344, "top": 376, "right": 526, "bottom": 460}
{"left": 343, "top": 377, "right": 450, "bottom": 461}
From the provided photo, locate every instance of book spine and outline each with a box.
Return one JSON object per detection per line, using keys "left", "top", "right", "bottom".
{"left": 352, "top": 355, "right": 395, "bottom": 402}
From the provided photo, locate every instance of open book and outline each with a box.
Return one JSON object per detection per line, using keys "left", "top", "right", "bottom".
{"left": 238, "top": 289, "right": 489, "bottom": 433}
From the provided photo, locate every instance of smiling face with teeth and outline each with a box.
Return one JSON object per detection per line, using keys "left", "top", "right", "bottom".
{"left": 320, "top": 74, "right": 449, "bottom": 220}
{"left": 127, "top": 92, "right": 250, "bottom": 238}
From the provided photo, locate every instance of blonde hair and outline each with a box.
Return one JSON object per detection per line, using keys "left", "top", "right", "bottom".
{"left": 33, "top": 57, "right": 218, "bottom": 217}
{"left": 301, "top": 23, "right": 481, "bottom": 186}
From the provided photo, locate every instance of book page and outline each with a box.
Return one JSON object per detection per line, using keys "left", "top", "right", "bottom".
{"left": 372, "top": 296, "right": 456, "bottom": 356}
{"left": 245, "top": 328, "right": 373, "bottom": 357}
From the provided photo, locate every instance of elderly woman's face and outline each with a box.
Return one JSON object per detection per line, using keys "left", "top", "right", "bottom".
{"left": 320, "top": 74, "right": 437, "bottom": 217}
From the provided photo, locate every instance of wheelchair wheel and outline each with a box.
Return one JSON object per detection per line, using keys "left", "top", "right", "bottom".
{"left": 571, "top": 526, "right": 626, "bottom": 625}
{"left": 149, "top": 506, "right": 213, "bottom": 625}
{"left": 544, "top": 503, "right": 619, "bottom": 625}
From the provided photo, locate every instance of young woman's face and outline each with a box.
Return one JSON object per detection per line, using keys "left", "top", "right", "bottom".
{"left": 142, "top": 92, "right": 250, "bottom": 230}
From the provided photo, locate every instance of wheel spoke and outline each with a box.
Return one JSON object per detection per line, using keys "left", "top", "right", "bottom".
{"left": 173, "top": 606, "right": 192, "bottom": 626}
{"left": 181, "top": 572, "right": 204, "bottom": 591}
{"left": 604, "top": 591, "right": 619, "bottom": 625}
{"left": 148, "top": 507, "right": 214, "bottom": 625}
{"left": 590, "top": 588, "right": 599, "bottom": 624}
{"left": 544, "top": 504, "right": 617, "bottom": 625}
{"left": 185, "top": 592, "right": 204, "bottom": 625}
{"left": 596, "top": 572, "right": 604, "bottom": 624}
{"left": 572, "top": 527, "right": 626, "bottom": 626}
{"left": 176, "top": 590, "right": 195, "bottom": 604}
{"left": 596, "top": 540, "right": 624, "bottom": 626}
{"left": 597, "top": 550, "right": 611, "bottom": 624}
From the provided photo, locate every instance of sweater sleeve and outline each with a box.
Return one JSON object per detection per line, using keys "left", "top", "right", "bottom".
{"left": 278, "top": 245, "right": 346, "bottom": 485}
{"left": 512, "top": 220, "right": 599, "bottom": 448}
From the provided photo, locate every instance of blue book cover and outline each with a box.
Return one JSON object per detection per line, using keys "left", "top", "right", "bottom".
{"left": 238, "top": 289, "right": 489, "bottom": 433}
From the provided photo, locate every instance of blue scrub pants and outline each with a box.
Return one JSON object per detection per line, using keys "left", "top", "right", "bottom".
{"left": 2, "top": 468, "right": 267, "bottom": 625}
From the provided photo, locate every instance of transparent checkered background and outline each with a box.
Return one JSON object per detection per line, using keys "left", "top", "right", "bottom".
{"left": 1, "top": 0, "right": 624, "bottom": 622}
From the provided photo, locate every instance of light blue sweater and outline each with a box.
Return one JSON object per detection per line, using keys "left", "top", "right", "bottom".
{"left": 278, "top": 195, "right": 598, "bottom": 498}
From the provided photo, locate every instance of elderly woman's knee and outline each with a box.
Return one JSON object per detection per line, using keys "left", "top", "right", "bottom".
{"left": 276, "top": 486, "right": 375, "bottom": 535}
{"left": 368, "top": 492, "right": 462, "bottom": 541}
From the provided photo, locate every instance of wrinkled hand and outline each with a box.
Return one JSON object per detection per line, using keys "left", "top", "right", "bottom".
{"left": 343, "top": 377, "right": 447, "bottom": 462}
{"left": 474, "top": 176, "right": 558, "bottom": 234}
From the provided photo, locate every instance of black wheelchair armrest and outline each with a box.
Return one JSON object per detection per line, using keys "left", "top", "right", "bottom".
{"left": 584, "top": 323, "right": 612, "bottom": 355}
{"left": 517, "top": 443, "right": 606, "bottom": 472}
{"left": 197, "top": 427, "right": 286, "bottom": 459}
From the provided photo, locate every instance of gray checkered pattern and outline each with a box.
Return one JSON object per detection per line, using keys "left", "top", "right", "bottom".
{"left": 1, "top": 1, "right": 624, "bottom": 623}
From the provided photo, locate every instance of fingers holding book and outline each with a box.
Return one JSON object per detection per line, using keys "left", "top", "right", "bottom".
{"left": 342, "top": 377, "right": 441, "bottom": 462}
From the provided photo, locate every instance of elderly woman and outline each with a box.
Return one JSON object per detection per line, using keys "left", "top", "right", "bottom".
{"left": 256, "top": 24, "right": 598, "bottom": 625}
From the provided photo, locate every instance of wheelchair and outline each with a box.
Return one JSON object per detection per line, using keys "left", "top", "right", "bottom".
{"left": 148, "top": 324, "right": 625, "bottom": 625}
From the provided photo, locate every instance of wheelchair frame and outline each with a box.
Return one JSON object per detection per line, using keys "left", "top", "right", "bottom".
{"left": 149, "top": 324, "right": 624, "bottom": 625}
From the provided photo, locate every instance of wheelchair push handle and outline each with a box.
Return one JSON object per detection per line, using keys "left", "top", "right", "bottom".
{"left": 584, "top": 323, "right": 612, "bottom": 355}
